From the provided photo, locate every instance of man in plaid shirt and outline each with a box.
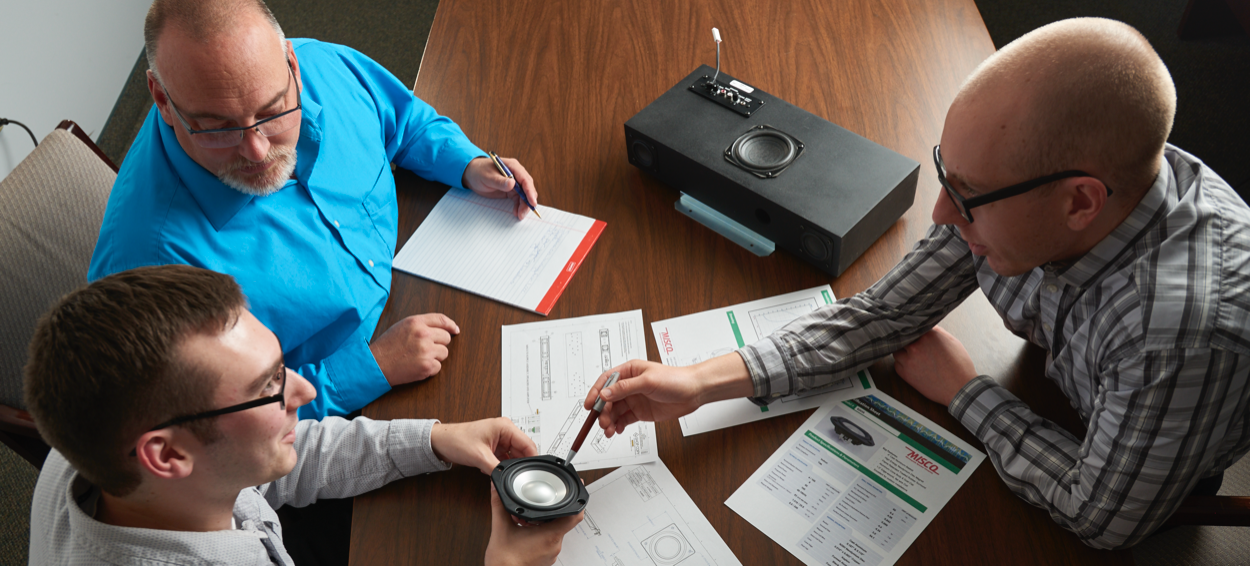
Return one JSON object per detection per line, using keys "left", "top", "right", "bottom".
{"left": 586, "top": 18, "right": 1250, "bottom": 549}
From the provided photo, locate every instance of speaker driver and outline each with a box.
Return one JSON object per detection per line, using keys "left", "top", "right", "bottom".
{"left": 725, "top": 124, "right": 804, "bottom": 178}
{"left": 491, "top": 455, "right": 589, "bottom": 522}
{"left": 801, "top": 232, "right": 831, "bottom": 261}
{"left": 630, "top": 138, "right": 656, "bottom": 169}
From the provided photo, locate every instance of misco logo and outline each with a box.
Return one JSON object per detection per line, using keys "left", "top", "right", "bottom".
{"left": 660, "top": 328, "right": 674, "bottom": 354}
{"left": 906, "top": 448, "right": 940, "bottom": 474}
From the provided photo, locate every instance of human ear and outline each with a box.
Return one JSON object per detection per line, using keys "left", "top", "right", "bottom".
{"left": 1064, "top": 177, "right": 1108, "bottom": 231}
{"left": 146, "top": 70, "right": 176, "bottom": 127}
{"left": 134, "top": 429, "right": 195, "bottom": 481}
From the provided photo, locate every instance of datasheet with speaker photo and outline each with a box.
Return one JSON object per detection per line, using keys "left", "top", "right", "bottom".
{"left": 725, "top": 392, "right": 985, "bottom": 566}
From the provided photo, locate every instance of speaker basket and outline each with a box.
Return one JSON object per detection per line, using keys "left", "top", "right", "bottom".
{"left": 491, "top": 455, "right": 588, "bottom": 522}
{"left": 724, "top": 124, "right": 805, "bottom": 178}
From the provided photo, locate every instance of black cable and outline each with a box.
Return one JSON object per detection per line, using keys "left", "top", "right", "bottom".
{"left": 0, "top": 118, "right": 38, "bottom": 147}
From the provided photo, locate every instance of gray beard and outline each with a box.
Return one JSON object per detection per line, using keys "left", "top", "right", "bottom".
{"left": 217, "top": 150, "right": 298, "bottom": 197}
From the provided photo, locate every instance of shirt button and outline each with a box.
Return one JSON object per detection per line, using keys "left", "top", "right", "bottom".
{"left": 1046, "top": 284, "right": 1058, "bottom": 293}
{"left": 1043, "top": 323, "right": 1053, "bottom": 333}
{"left": 368, "top": 259, "right": 375, "bottom": 267}
{"left": 334, "top": 220, "right": 340, "bottom": 228}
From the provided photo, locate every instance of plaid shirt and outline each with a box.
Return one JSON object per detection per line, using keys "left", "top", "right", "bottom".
{"left": 740, "top": 145, "right": 1250, "bottom": 549}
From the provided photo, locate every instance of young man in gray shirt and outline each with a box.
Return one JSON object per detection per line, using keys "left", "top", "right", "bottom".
{"left": 26, "top": 265, "right": 579, "bottom": 565}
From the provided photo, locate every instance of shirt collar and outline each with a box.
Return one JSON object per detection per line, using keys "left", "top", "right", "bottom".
{"left": 162, "top": 92, "right": 324, "bottom": 231}
{"left": 1055, "top": 158, "right": 1174, "bottom": 289}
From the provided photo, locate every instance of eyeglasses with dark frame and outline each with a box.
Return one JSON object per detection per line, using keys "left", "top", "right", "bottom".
{"left": 933, "top": 145, "right": 1112, "bottom": 223}
{"left": 147, "top": 364, "right": 287, "bottom": 432}
{"left": 160, "top": 58, "right": 302, "bottom": 149}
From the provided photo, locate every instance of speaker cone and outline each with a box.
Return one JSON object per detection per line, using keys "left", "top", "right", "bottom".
{"left": 725, "top": 125, "right": 804, "bottom": 178}
{"left": 630, "top": 138, "right": 656, "bottom": 169}
{"left": 491, "top": 455, "right": 588, "bottom": 522}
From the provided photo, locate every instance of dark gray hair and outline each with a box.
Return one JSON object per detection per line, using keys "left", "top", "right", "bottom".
{"left": 144, "top": 0, "right": 286, "bottom": 84}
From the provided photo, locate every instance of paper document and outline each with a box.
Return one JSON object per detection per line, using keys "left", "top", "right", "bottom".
{"left": 557, "top": 459, "right": 741, "bottom": 566}
{"left": 725, "top": 392, "right": 985, "bottom": 565}
{"left": 502, "top": 310, "right": 655, "bottom": 471}
{"left": 651, "top": 286, "right": 877, "bottom": 436}
{"left": 393, "top": 188, "right": 605, "bottom": 315}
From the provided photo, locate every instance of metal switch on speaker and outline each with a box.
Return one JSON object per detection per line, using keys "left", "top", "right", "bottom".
{"left": 725, "top": 124, "right": 804, "bottom": 178}
{"left": 491, "top": 454, "right": 588, "bottom": 522}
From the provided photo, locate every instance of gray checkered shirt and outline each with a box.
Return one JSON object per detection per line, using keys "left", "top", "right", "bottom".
{"left": 739, "top": 145, "right": 1250, "bottom": 549}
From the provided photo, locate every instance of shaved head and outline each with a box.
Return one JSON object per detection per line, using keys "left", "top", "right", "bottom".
{"left": 951, "top": 18, "right": 1176, "bottom": 197}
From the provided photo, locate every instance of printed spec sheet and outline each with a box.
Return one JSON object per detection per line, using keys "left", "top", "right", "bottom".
{"left": 650, "top": 285, "right": 877, "bottom": 436}
{"left": 502, "top": 309, "right": 655, "bottom": 471}
{"left": 725, "top": 392, "right": 984, "bottom": 565}
{"left": 557, "top": 459, "right": 740, "bottom": 565}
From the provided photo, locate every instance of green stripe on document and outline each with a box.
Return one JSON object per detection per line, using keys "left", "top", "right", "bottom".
{"left": 728, "top": 311, "right": 745, "bottom": 347}
{"left": 858, "top": 371, "right": 870, "bottom": 389}
{"left": 821, "top": 290, "right": 833, "bottom": 304}
{"left": 805, "top": 431, "right": 927, "bottom": 513}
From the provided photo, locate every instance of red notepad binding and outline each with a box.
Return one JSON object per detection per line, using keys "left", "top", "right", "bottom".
{"left": 534, "top": 220, "right": 607, "bottom": 315}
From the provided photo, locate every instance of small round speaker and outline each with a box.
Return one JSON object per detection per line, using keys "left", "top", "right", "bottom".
{"left": 491, "top": 455, "right": 588, "bottom": 522}
{"left": 630, "top": 138, "right": 656, "bottom": 169}
{"left": 831, "top": 416, "right": 875, "bottom": 446}
{"left": 725, "top": 125, "right": 804, "bottom": 178}
{"left": 801, "top": 232, "right": 831, "bottom": 261}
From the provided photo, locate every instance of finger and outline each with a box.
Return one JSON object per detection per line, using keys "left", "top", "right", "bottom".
{"left": 544, "top": 510, "right": 584, "bottom": 535}
{"left": 422, "top": 358, "right": 443, "bottom": 378}
{"left": 431, "top": 344, "right": 450, "bottom": 362}
{"left": 600, "top": 370, "right": 654, "bottom": 402}
{"left": 489, "top": 484, "right": 510, "bottom": 530}
{"left": 505, "top": 158, "right": 538, "bottom": 209}
{"left": 585, "top": 360, "right": 646, "bottom": 408}
{"left": 497, "top": 420, "right": 539, "bottom": 459}
{"left": 427, "top": 327, "right": 453, "bottom": 345}
{"left": 611, "top": 409, "right": 641, "bottom": 434}
{"left": 419, "top": 313, "right": 460, "bottom": 334}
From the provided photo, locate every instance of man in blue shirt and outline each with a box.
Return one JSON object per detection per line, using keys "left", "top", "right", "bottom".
{"left": 90, "top": 0, "right": 539, "bottom": 419}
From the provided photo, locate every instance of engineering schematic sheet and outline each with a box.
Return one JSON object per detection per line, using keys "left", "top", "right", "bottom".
{"left": 502, "top": 310, "right": 655, "bottom": 471}
{"left": 725, "top": 392, "right": 985, "bottom": 565}
{"left": 651, "top": 285, "right": 877, "bottom": 436}
{"left": 557, "top": 460, "right": 740, "bottom": 566}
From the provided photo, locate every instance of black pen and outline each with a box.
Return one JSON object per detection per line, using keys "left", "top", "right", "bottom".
{"left": 488, "top": 151, "right": 541, "bottom": 218}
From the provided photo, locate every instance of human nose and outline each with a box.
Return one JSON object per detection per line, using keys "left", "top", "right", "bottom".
{"left": 932, "top": 186, "right": 968, "bottom": 227}
{"left": 237, "top": 127, "right": 271, "bottom": 162}
{"left": 285, "top": 368, "right": 317, "bottom": 412}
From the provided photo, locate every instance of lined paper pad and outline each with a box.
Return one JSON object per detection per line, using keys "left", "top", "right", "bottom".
{"left": 393, "top": 189, "right": 605, "bottom": 315}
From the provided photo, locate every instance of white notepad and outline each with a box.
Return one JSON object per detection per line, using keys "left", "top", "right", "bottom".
{"left": 393, "top": 188, "right": 605, "bottom": 315}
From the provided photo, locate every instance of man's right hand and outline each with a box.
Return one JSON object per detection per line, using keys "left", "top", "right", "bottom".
{"left": 369, "top": 313, "right": 460, "bottom": 386}
{"left": 485, "top": 484, "right": 582, "bottom": 565}
{"left": 583, "top": 355, "right": 754, "bottom": 438}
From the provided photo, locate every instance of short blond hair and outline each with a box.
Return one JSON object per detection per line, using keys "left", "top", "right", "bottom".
{"left": 957, "top": 18, "right": 1176, "bottom": 195}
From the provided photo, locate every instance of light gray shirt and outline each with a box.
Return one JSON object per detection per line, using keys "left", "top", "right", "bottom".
{"left": 29, "top": 416, "right": 450, "bottom": 565}
{"left": 739, "top": 145, "right": 1250, "bottom": 549}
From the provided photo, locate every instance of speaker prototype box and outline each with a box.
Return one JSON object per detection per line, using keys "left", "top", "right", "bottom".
{"left": 625, "top": 65, "right": 920, "bottom": 276}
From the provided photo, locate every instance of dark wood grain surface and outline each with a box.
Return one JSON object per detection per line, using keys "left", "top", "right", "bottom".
{"left": 349, "top": 0, "right": 1132, "bottom": 564}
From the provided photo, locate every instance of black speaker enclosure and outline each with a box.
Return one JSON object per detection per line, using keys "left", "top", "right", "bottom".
{"left": 491, "top": 455, "right": 588, "bottom": 522}
{"left": 626, "top": 66, "right": 920, "bottom": 276}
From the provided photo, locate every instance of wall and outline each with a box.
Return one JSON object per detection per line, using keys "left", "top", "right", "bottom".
{"left": 0, "top": 0, "right": 151, "bottom": 180}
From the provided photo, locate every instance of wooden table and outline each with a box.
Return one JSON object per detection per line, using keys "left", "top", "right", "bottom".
{"left": 350, "top": 0, "right": 1133, "bottom": 563}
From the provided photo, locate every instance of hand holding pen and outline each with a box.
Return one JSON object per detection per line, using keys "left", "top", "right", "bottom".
{"left": 462, "top": 153, "right": 540, "bottom": 219}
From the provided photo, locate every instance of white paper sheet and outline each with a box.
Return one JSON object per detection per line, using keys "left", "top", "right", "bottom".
{"left": 502, "top": 310, "right": 655, "bottom": 471}
{"left": 650, "top": 286, "right": 878, "bottom": 436}
{"left": 725, "top": 392, "right": 985, "bottom": 565}
{"left": 393, "top": 188, "right": 605, "bottom": 315}
{"left": 557, "top": 459, "right": 741, "bottom": 566}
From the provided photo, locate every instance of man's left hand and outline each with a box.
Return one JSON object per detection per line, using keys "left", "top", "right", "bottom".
{"left": 430, "top": 417, "right": 537, "bottom": 474}
{"left": 462, "top": 156, "right": 539, "bottom": 219}
{"left": 893, "top": 326, "right": 979, "bottom": 406}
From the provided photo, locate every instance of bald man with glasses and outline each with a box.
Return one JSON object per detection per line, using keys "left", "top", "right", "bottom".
{"left": 89, "top": 0, "right": 538, "bottom": 419}
{"left": 583, "top": 18, "right": 1250, "bottom": 549}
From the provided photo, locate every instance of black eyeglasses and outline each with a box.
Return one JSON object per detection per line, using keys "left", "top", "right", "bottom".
{"left": 148, "top": 365, "right": 287, "bottom": 432}
{"left": 934, "top": 145, "right": 1111, "bottom": 223}
{"left": 161, "top": 58, "right": 302, "bottom": 149}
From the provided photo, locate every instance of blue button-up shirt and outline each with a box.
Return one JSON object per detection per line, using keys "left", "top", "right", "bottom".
{"left": 89, "top": 39, "right": 486, "bottom": 418}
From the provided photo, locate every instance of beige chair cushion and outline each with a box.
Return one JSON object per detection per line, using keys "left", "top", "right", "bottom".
{"left": 0, "top": 129, "right": 114, "bottom": 409}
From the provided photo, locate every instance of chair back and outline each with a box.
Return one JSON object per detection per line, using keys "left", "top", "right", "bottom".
{"left": 0, "top": 125, "right": 115, "bottom": 466}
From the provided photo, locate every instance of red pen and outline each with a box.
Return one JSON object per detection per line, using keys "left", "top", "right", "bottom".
{"left": 566, "top": 371, "right": 620, "bottom": 462}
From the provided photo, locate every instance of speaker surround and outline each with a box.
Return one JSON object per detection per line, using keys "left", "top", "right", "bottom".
{"left": 491, "top": 455, "right": 588, "bottom": 522}
{"left": 725, "top": 125, "right": 803, "bottom": 178}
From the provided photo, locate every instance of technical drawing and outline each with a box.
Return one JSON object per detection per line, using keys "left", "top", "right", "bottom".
{"left": 599, "top": 328, "right": 612, "bottom": 371}
{"left": 541, "top": 336, "right": 553, "bottom": 400}
{"left": 748, "top": 297, "right": 820, "bottom": 337}
{"left": 590, "top": 427, "right": 613, "bottom": 453}
{"left": 511, "top": 413, "right": 542, "bottom": 449}
{"left": 640, "top": 523, "right": 696, "bottom": 566}
{"left": 547, "top": 401, "right": 584, "bottom": 455}
{"left": 566, "top": 332, "right": 585, "bottom": 398}
{"left": 582, "top": 510, "right": 602, "bottom": 536}
{"left": 629, "top": 428, "right": 649, "bottom": 456}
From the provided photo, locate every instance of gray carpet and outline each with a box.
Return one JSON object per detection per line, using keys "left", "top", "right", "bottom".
{"left": 0, "top": 445, "right": 36, "bottom": 566}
